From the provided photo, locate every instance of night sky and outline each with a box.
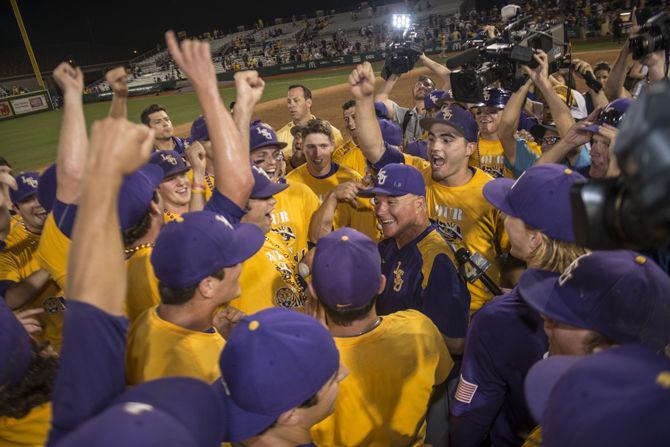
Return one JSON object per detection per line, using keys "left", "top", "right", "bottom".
{"left": 1, "top": 0, "right": 371, "bottom": 71}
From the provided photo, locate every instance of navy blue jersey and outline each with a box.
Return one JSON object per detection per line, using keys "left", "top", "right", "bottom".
{"left": 450, "top": 287, "right": 548, "bottom": 447}
{"left": 48, "top": 300, "right": 129, "bottom": 445}
{"left": 377, "top": 224, "right": 470, "bottom": 338}
{"left": 154, "top": 136, "right": 186, "bottom": 155}
{"left": 204, "top": 189, "right": 246, "bottom": 225}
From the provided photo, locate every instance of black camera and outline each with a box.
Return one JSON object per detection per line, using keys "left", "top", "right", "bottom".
{"left": 570, "top": 80, "right": 670, "bottom": 250}
{"left": 381, "top": 37, "right": 423, "bottom": 80}
{"left": 630, "top": 12, "right": 670, "bottom": 60}
{"left": 447, "top": 11, "right": 565, "bottom": 103}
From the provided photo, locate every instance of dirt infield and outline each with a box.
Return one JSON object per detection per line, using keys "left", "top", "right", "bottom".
{"left": 174, "top": 49, "right": 622, "bottom": 138}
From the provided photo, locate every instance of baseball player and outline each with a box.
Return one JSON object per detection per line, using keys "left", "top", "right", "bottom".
{"left": 275, "top": 84, "right": 344, "bottom": 157}
{"left": 46, "top": 116, "right": 227, "bottom": 447}
{"left": 140, "top": 103, "right": 187, "bottom": 153}
{"left": 451, "top": 164, "right": 589, "bottom": 447}
{"left": 524, "top": 344, "right": 670, "bottom": 447}
{"left": 286, "top": 124, "right": 307, "bottom": 171}
{"left": 309, "top": 227, "right": 453, "bottom": 447}
{"left": 331, "top": 99, "right": 370, "bottom": 178}
{"left": 285, "top": 118, "right": 379, "bottom": 241}
{"left": 469, "top": 86, "right": 512, "bottom": 178}
{"left": 215, "top": 308, "right": 348, "bottom": 446}
{"left": 349, "top": 61, "right": 509, "bottom": 313}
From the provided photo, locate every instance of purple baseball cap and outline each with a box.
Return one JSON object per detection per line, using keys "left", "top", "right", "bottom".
{"left": 424, "top": 90, "right": 447, "bottom": 110}
{"left": 405, "top": 140, "right": 428, "bottom": 160}
{"left": 250, "top": 120, "right": 287, "bottom": 152}
{"left": 518, "top": 250, "right": 670, "bottom": 352}
{"left": 188, "top": 115, "right": 209, "bottom": 143}
{"left": 374, "top": 101, "right": 389, "bottom": 119}
{"left": 583, "top": 97, "right": 634, "bottom": 133}
{"left": 118, "top": 164, "right": 163, "bottom": 232}
{"left": 250, "top": 165, "right": 288, "bottom": 199}
{"left": 378, "top": 118, "right": 402, "bottom": 147}
{"left": 10, "top": 171, "right": 39, "bottom": 204}
{"left": 216, "top": 307, "right": 340, "bottom": 442}
{"left": 312, "top": 228, "right": 382, "bottom": 309}
{"left": 359, "top": 163, "right": 426, "bottom": 198}
{"left": 58, "top": 377, "right": 226, "bottom": 447}
{"left": 524, "top": 343, "right": 670, "bottom": 447}
{"left": 37, "top": 164, "right": 57, "bottom": 213}
{"left": 151, "top": 211, "right": 264, "bottom": 289}
{"left": 473, "top": 87, "right": 510, "bottom": 109}
{"left": 0, "top": 299, "right": 32, "bottom": 387}
{"left": 420, "top": 105, "right": 479, "bottom": 142}
{"left": 483, "top": 163, "right": 586, "bottom": 243}
{"left": 149, "top": 150, "right": 189, "bottom": 179}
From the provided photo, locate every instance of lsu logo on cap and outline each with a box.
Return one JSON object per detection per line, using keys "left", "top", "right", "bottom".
{"left": 160, "top": 153, "right": 178, "bottom": 165}
{"left": 429, "top": 93, "right": 439, "bottom": 104}
{"left": 442, "top": 107, "right": 453, "bottom": 121}
{"left": 558, "top": 253, "right": 592, "bottom": 286}
{"left": 256, "top": 126, "right": 273, "bottom": 141}
{"left": 377, "top": 169, "right": 388, "bottom": 185}
{"left": 21, "top": 175, "right": 38, "bottom": 188}
{"left": 483, "top": 89, "right": 491, "bottom": 102}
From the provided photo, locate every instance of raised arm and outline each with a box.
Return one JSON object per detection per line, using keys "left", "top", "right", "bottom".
{"left": 419, "top": 53, "right": 451, "bottom": 91}
{"left": 604, "top": 41, "right": 632, "bottom": 100}
{"left": 525, "top": 51, "right": 574, "bottom": 137}
{"left": 308, "top": 181, "right": 362, "bottom": 242}
{"left": 53, "top": 63, "right": 88, "bottom": 205}
{"left": 573, "top": 59, "right": 609, "bottom": 110}
{"left": 165, "top": 31, "right": 253, "bottom": 208}
{"left": 374, "top": 72, "right": 399, "bottom": 120}
{"left": 185, "top": 142, "right": 207, "bottom": 212}
{"left": 498, "top": 79, "right": 532, "bottom": 165}
{"left": 68, "top": 118, "right": 154, "bottom": 315}
{"left": 233, "top": 71, "right": 266, "bottom": 160}
{"left": 350, "top": 62, "right": 386, "bottom": 163}
{"left": 105, "top": 67, "right": 129, "bottom": 119}
{"left": 536, "top": 119, "right": 593, "bottom": 166}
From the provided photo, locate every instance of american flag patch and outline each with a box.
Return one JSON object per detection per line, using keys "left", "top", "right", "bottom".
{"left": 454, "top": 375, "right": 478, "bottom": 404}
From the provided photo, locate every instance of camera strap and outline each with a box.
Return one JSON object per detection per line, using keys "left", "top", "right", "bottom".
{"left": 401, "top": 109, "right": 414, "bottom": 139}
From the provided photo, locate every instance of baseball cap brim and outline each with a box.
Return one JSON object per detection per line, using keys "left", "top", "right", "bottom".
{"left": 251, "top": 181, "right": 288, "bottom": 199}
{"left": 582, "top": 124, "right": 601, "bottom": 134}
{"left": 518, "top": 269, "right": 592, "bottom": 329}
{"left": 358, "top": 185, "right": 407, "bottom": 198}
{"left": 162, "top": 165, "right": 191, "bottom": 180}
{"left": 524, "top": 355, "right": 582, "bottom": 423}
{"left": 251, "top": 140, "right": 288, "bottom": 152}
{"left": 419, "top": 117, "right": 468, "bottom": 139}
{"left": 482, "top": 178, "right": 516, "bottom": 216}
{"left": 225, "top": 223, "right": 266, "bottom": 265}
{"left": 213, "top": 379, "right": 277, "bottom": 443}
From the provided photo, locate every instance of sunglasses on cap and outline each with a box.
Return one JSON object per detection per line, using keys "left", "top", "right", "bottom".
{"left": 540, "top": 136, "right": 561, "bottom": 145}
{"left": 416, "top": 76, "right": 435, "bottom": 88}
{"left": 598, "top": 108, "right": 625, "bottom": 127}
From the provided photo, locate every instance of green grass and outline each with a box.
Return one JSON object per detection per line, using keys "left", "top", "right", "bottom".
{"left": 0, "top": 40, "right": 622, "bottom": 171}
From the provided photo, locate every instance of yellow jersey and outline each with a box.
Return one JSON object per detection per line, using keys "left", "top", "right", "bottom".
{"left": 35, "top": 213, "right": 69, "bottom": 291}
{"left": 0, "top": 222, "right": 63, "bottom": 350}
{"left": 522, "top": 425, "right": 543, "bottom": 447}
{"left": 285, "top": 163, "right": 380, "bottom": 241}
{"left": 125, "top": 245, "right": 160, "bottom": 322}
{"left": 402, "top": 156, "right": 509, "bottom": 312}
{"left": 312, "top": 310, "right": 453, "bottom": 447}
{"left": 470, "top": 137, "right": 513, "bottom": 179}
{"left": 187, "top": 170, "right": 214, "bottom": 201}
{"left": 126, "top": 306, "right": 225, "bottom": 385}
{"left": 332, "top": 139, "right": 369, "bottom": 179}
{"left": 272, "top": 181, "right": 321, "bottom": 263}
{"left": 0, "top": 403, "right": 51, "bottom": 447}
{"left": 233, "top": 229, "right": 306, "bottom": 314}
{"left": 276, "top": 117, "right": 344, "bottom": 158}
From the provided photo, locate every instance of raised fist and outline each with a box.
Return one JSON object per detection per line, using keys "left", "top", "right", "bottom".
{"left": 88, "top": 118, "right": 155, "bottom": 175}
{"left": 349, "top": 61, "right": 376, "bottom": 99}
{"left": 105, "top": 66, "right": 129, "bottom": 97}
{"left": 53, "top": 62, "right": 84, "bottom": 94}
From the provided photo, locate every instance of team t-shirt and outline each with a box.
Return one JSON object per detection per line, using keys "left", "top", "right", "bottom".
{"left": 0, "top": 403, "right": 51, "bottom": 447}
{"left": 377, "top": 224, "right": 471, "bottom": 338}
{"left": 125, "top": 306, "right": 225, "bottom": 385}
{"left": 35, "top": 201, "right": 76, "bottom": 291}
{"left": 276, "top": 117, "right": 344, "bottom": 159}
{"left": 332, "top": 139, "right": 369, "bottom": 179}
{"left": 285, "top": 163, "right": 380, "bottom": 241}
{"left": 469, "top": 137, "right": 512, "bottom": 179}
{"left": 125, "top": 245, "right": 160, "bottom": 322}
{"left": 272, "top": 181, "right": 321, "bottom": 263}
{"left": 311, "top": 310, "right": 453, "bottom": 447}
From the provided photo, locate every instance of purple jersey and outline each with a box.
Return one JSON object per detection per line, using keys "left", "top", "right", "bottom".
{"left": 377, "top": 224, "right": 470, "bottom": 338}
{"left": 450, "top": 287, "right": 548, "bottom": 447}
{"left": 204, "top": 189, "right": 246, "bottom": 225}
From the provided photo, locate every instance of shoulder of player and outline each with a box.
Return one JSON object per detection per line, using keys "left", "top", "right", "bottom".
{"left": 382, "top": 309, "right": 444, "bottom": 338}
{"left": 335, "top": 164, "right": 363, "bottom": 181}
{"left": 469, "top": 289, "right": 528, "bottom": 339}
{"left": 416, "top": 228, "right": 455, "bottom": 261}
{"left": 285, "top": 164, "right": 308, "bottom": 181}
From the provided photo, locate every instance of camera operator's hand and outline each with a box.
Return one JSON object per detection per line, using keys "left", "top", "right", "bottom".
{"left": 349, "top": 61, "right": 376, "bottom": 99}
{"left": 523, "top": 50, "right": 549, "bottom": 88}
{"left": 572, "top": 59, "right": 594, "bottom": 80}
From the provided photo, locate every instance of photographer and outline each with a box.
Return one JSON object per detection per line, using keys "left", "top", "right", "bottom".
{"left": 375, "top": 54, "right": 451, "bottom": 144}
{"left": 572, "top": 59, "right": 610, "bottom": 114}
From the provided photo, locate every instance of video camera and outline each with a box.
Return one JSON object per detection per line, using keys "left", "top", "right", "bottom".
{"left": 381, "top": 14, "right": 424, "bottom": 80}
{"left": 448, "top": 5, "right": 566, "bottom": 103}
{"left": 570, "top": 80, "right": 670, "bottom": 250}
{"left": 629, "top": 11, "right": 670, "bottom": 60}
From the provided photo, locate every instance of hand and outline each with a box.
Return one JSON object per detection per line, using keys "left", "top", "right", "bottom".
{"left": 53, "top": 62, "right": 84, "bottom": 95}
{"left": 185, "top": 141, "right": 207, "bottom": 176}
{"left": 349, "top": 61, "right": 376, "bottom": 99}
{"left": 332, "top": 181, "right": 364, "bottom": 209}
{"left": 213, "top": 305, "right": 245, "bottom": 340}
{"left": 234, "top": 70, "right": 265, "bottom": 109}
{"left": 515, "top": 129, "right": 535, "bottom": 143}
{"left": 105, "top": 66, "right": 129, "bottom": 97}
{"left": 0, "top": 169, "right": 17, "bottom": 210}
{"left": 88, "top": 118, "right": 155, "bottom": 175}
{"left": 15, "top": 308, "right": 44, "bottom": 335}
{"left": 561, "top": 120, "right": 594, "bottom": 148}
{"left": 572, "top": 59, "right": 594, "bottom": 80}
{"left": 165, "top": 30, "right": 217, "bottom": 92}
{"left": 598, "top": 124, "right": 618, "bottom": 148}
{"left": 522, "top": 50, "right": 549, "bottom": 87}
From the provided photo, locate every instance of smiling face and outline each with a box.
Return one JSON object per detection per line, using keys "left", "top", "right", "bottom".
{"left": 245, "top": 197, "right": 277, "bottom": 234}
{"left": 373, "top": 194, "right": 424, "bottom": 240}
{"left": 303, "top": 132, "right": 335, "bottom": 176}
{"left": 427, "top": 123, "right": 474, "bottom": 182}
{"left": 473, "top": 106, "right": 502, "bottom": 137}
{"left": 158, "top": 172, "right": 190, "bottom": 209}
{"left": 15, "top": 195, "right": 47, "bottom": 233}
{"left": 250, "top": 146, "right": 283, "bottom": 181}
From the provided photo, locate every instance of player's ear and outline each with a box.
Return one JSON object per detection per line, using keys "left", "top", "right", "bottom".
{"left": 196, "top": 276, "right": 215, "bottom": 299}
{"left": 527, "top": 228, "right": 544, "bottom": 253}
{"left": 148, "top": 197, "right": 161, "bottom": 217}
{"left": 377, "top": 275, "right": 386, "bottom": 294}
{"left": 308, "top": 281, "right": 317, "bottom": 299}
{"left": 465, "top": 141, "right": 476, "bottom": 158}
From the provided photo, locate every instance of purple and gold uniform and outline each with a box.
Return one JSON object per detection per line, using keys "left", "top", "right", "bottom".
{"left": 272, "top": 181, "right": 321, "bottom": 263}
{"left": 332, "top": 139, "right": 368, "bottom": 179}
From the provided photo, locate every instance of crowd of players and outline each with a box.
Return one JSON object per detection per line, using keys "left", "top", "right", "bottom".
{"left": 1, "top": 13, "right": 669, "bottom": 447}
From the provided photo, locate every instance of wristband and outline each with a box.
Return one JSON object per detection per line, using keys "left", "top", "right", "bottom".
{"left": 191, "top": 188, "right": 206, "bottom": 195}
{"left": 191, "top": 183, "right": 205, "bottom": 190}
